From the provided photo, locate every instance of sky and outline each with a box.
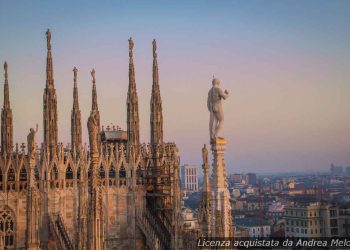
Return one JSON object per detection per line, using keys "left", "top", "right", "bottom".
{"left": 0, "top": 0, "right": 349, "bottom": 173}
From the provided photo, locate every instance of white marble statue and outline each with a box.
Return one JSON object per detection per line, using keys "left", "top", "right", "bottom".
{"left": 27, "top": 124, "right": 38, "bottom": 159}
{"left": 207, "top": 78, "right": 228, "bottom": 140}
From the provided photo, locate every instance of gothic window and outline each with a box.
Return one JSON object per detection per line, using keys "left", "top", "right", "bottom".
{"left": 7, "top": 167, "right": 15, "bottom": 191}
{"left": 19, "top": 167, "right": 27, "bottom": 181}
{"left": 119, "top": 164, "right": 126, "bottom": 186}
{"left": 19, "top": 167, "right": 27, "bottom": 190}
{"left": 65, "top": 165, "right": 74, "bottom": 188}
{"left": 65, "top": 165, "right": 73, "bottom": 179}
{"left": 109, "top": 166, "right": 116, "bottom": 178}
{"left": 0, "top": 208, "right": 15, "bottom": 247}
{"left": 119, "top": 165, "right": 126, "bottom": 178}
{"left": 109, "top": 166, "right": 116, "bottom": 186}
{"left": 99, "top": 165, "right": 105, "bottom": 179}
{"left": 50, "top": 165, "right": 59, "bottom": 189}
{"left": 136, "top": 165, "right": 143, "bottom": 185}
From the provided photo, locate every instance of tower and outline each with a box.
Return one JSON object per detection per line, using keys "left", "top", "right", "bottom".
{"left": 127, "top": 37, "right": 140, "bottom": 154}
{"left": 150, "top": 39, "right": 163, "bottom": 146}
{"left": 1, "top": 62, "right": 13, "bottom": 157}
{"left": 43, "top": 29, "right": 58, "bottom": 158}
{"left": 71, "top": 66, "right": 82, "bottom": 153}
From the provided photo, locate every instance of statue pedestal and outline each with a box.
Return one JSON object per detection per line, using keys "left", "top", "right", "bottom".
{"left": 210, "top": 137, "right": 232, "bottom": 237}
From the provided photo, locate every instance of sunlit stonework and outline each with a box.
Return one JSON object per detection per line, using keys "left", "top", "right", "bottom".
{"left": 0, "top": 30, "right": 185, "bottom": 249}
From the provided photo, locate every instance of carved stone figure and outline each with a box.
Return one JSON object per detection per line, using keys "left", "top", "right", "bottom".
{"left": 27, "top": 124, "right": 38, "bottom": 158}
{"left": 202, "top": 144, "right": 208, "bottom": 165}
{"left": 152, "top": 39, "right": 157, "bottom": 58}
{"left": 129, "top": 37, "right": 134, "bottom": 56}
{"left": 46, "top": 29, "right": 51, "bottom": 50}
{"left": 87, "top": 112, "right": 99, "bottom": 155}
{"left": 91, "top": 69, "right": 96, "bottom": 83}
{"left": 207, "top": 78, "right": 228, "bottom": 140}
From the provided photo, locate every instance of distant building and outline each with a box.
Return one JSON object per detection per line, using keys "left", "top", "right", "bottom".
{"left": 100, "top": 125, "right": 127, "bottom": 143}
{"left": 345, "top": 166, "right": 350, "bottom": 175}
{"left": 182, "top": 208, "right": 199, "bottom": 231}
{"left": 235, "top": 218, "right": 271, "bottom": 238}
{"left": 267, "top": 202, "right": 285, "bottom": 223}
{"left": 247, "top": 173, "right": 257, "bottom": 186}
{"left": 331, "top": 164, "right": 343, "bottom": 176}
{"left": 284, "top": 202, "right": 342, "bottom": 237}
{"left": 181, "top": 164, "right": 199, "bottom": 194}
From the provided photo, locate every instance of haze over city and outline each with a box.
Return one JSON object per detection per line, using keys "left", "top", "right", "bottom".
{"left": 0, "top": 0, "right": 349, "bottom": 173}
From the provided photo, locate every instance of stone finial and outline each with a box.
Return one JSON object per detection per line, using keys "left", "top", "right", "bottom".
{"left": 129, "top": 37, "right": 134, "bottom": 58}
{"left": 91, "top": 68, "right": 96, "bottom": 84}
{"left": 46, "top": 29, "right": 51, "bottom": 50}
{"left": 73, "top": 66, "right": 78, "bottom": 85}
{"left": 202, "top": 144, "right": 208, "bottom": 165}
{"left": 4, "top": 62, "right": 8, "bottom": 80}
{"left": 152, "top": 39, "right": 157, "bottom": 58}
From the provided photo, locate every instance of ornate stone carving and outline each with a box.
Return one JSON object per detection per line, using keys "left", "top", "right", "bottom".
{"left": 87, "top": 112, "right": 99, "bottom": 157}
{"left": 202, "top": 144, "right": 208, "bottom": 165}
{"left": 27, "top": 124, "right": 38, "bottom": 159}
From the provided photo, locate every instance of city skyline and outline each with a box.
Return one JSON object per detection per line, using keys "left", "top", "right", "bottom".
{"left": 0, "top": 1, "right": 349, "bottom": 173}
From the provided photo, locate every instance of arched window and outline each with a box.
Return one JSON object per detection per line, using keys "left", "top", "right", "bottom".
{"left": 50, "top": 165, "right": 59, "bottom": 189}
{"left": 119, "top": 165, "right": 126, "bottom": 178}
{"left": 119, "top": 164, "right": 126, "bottom": 186}
{"left": 109, "top": 166, "right": 116, "bottom": 186}
{"left": 19, "top": 167, "right": 27, "bottom": 190}
{"left": 109, "top": 167, "right": 116, "bottom": 178}
{"left": 19, "top": 167, "right": 27, "bottom": 181}
{"left": 136, "top": 165, "right": 144, "bottom": 185}
{"left": 99, "top": 165, "right": 105, "bottom": 179}
{"left": 7, "top": 167, "right": 15, "bottom": 191}
{"left": 0, "top": 208, "right": 15, "bottom": 247}
{"left": 65, "top": 165, "right": 74, "bottom": 188}
{"left": 65, "top": 165, "right": 73, "bottom": 179}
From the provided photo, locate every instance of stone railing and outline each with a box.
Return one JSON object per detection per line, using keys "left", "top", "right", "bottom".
{"left": 136, "top": 209, "right": 171, "bottom": 250}
{"left": 49, "top": 214, "right": 73, "bottom": 250}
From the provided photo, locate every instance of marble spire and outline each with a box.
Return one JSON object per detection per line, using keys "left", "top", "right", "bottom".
{"left": 127, "top": 37, "right": 140, "bottom": 153}
{"left": 71, "top": 67, "right": 82, "bottom": 153}
{"left": 1, "top": 62, "right": 13, "bottom": 156}
{"left": 43, "top": 29, "right": 58, "bottom": 157}
{"left": 150, "top": 39, "right": 163, "bottom": 146}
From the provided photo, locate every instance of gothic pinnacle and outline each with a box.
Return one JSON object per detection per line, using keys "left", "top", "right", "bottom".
{"left": 129, "top": 37, "right": 134, "bottom": 62}
{"left": 150, "top": 39, "right": 163, "bottom": 145}
{"left": 43, "top": 28, "right": 58, "bottom": 153}
{"left": 45, "top": 28, "right": 54, "bottom": 88}
{"left": 1, "top": 61, "right": 13, "bottom": 156}
{"left": 127, "top": 37, "right": 140, "bottom": 150}
{"left": 46, "top": 29, "right": 51, "bottom": 50}
{"left": 91, "top": 68, "right": 98, "bottom": 112}
{"left": 3, "top": 62, "right": 10, "bottom": 109}
{"left": 73, "top": 67, "right": 79, "bottom": 110}
{"left": 71, "top": 66, "right": 82, "bottom": 153}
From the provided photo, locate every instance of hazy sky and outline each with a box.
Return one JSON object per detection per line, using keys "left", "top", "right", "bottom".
{"left": 0, "top": 0, "right": 349, "bottom": 173}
